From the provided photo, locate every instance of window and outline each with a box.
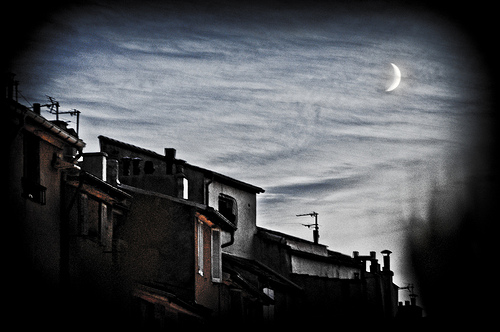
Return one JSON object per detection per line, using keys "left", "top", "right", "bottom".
{"left": 182, "top": 178, "right": 189, "bottom": 199}
{"left": 85, "top": 198, "right": 109, "bottom": 246}
{"left": 211, "top": 229, "right": 221, "bottom": 282}
{"left": 218, "top": 194, "right": 237, "bottom": 225}
{"left": 22, "top": 132, "right": 45, "bottom": 204}
{"left": 263, "top": 288, "right": 275, "bottom": 320}
{"left": 197, "top": 220, "right": 204, "bottom": 276}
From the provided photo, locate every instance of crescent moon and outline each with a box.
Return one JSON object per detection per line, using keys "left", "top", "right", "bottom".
{"left": 386, "top": 63, "right": 401, "bottom": 92}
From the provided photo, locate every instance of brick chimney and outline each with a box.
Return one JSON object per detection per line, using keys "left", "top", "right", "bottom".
{"left": 165, "top": 148, "right": 176, "bottom": 174}
{"left": 81, "top": 152, "right": 108, "bottom": 181}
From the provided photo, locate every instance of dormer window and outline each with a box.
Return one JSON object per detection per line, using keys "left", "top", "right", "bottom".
{"left": 121, "top": 157, "right": 131, "bottom": 176}
{"left": 218, "top": 194, "right": 237, "bottom": 225}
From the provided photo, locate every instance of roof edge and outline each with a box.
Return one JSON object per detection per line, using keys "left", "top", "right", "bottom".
{"left": 98, "top": 135, "right": 265, "bottom": 194}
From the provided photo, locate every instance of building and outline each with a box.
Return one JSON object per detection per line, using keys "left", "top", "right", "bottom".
{"left": 7, "top": 74, "right": 402, "bottom": 327}
{"left": 255, "top": 227, "right": 399, "bottom": 322}
{"left": 6, "top": 75, "right": 133, "bottom": 328}
{"left": 97, "top": 135, "right": 291, "bottom": 324}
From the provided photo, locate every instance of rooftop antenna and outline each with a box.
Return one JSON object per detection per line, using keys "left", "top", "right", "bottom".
{"left": 44, "top": 95, "right": 59, "bottom": 119}
{"left": 296, "top": 211, "right": 319, "bottom": 244}
{"left": 43, "top": 96, "right": 81, "bottom": 135}
{"left": 399, "top": 283, "right": 418, "bottom": 305}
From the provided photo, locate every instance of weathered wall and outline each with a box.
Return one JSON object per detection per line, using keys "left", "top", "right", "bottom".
{"left": 210, "top": 181, "right": 257, "bottom": 259}
{"left": 290, "top": 255, "right": 359, "bottom": 279}
{"left": 122, "top": 190, "right": 196, "bottom": 301}
{"left": 11, "top": 132, "right": 64, "bottom": 286}
{"left": 290, "top": 274, "right": 365, "bottom": 321}
{"left": 194, "top": 219, "right": 221, "bottom": 314}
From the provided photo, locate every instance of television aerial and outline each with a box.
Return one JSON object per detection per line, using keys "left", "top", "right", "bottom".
{"left": 296, "top": 211, "right": 319, "bottom": 244}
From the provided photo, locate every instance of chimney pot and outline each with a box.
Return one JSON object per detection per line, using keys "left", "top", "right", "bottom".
{"left": 165, "top": 148, "right": 176, "bottom": 160}
{"left": 107, "top": 158, "right": 119, "bottom": 186}
{"left": 33, "top": 103, "right": 41, "bottom": 115}
{"left": 381, "top": 250, "right": 392, "bottom": 271}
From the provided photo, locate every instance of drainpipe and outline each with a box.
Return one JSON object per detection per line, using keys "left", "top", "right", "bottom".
{"left": 205, "top": 174, "right": 235, "bottom": 248}
{"left": 60, "top": 170, "right": 84, "bottom": 288}
{"left": 221, "top": 231, "right": 234, "bottom": 248}
{"left": 204, "top": 174, "right": 214, "bottom": 206}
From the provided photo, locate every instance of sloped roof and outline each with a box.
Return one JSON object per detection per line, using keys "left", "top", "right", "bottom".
{"left": 8, "top": 100, "right": 85, "bottom": 149}
{"left": 222, "top": 252, "right": 302, "bottom": 292}
{"left": 98, "top": 135, "right": 264, "bottom": 194}
{"left": 257, "top": 227, "right": 358, "bottom": 267}
{"left": 119, "top": 183, "right": 236, "bottom": 231}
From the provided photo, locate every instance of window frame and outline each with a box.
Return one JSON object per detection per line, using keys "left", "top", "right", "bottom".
{"left": 218, "top": 194, "right": 238, "bottom": 225}
{"left": 197, "top": 219, "right": 204, "bottom": 276}
{"left": 211, "top": 228, "right": 222, "bottom": 283}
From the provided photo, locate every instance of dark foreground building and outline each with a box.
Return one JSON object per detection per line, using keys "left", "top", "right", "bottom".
{"left": 7, "top": 75, "right": 405, "bottom": 328}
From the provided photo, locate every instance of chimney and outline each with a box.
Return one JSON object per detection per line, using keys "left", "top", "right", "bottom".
{"left": 81, "top": 152, "right": 108, "bottom": 181}
{"left": 381, "top": 249, "right": 392, "bottom": 272}
{"left": 106, "top": 159, "right": 120, "bottom": 186}
{"left": 165, "top": 148, "right": 176, "bottom": 174}
{"left": 165, "top": 148, "right": 176, "bottom": 160}
{"left": 33, "top": 103, "right": 41, "bottom": 115}
{"left": 368, "top": 251, "right": 378, "bottom": 272}
{"left": 369, "top": 259, "right": 379, "bottom": 273}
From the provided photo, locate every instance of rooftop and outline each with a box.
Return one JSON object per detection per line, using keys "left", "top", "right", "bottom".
{"left": 7, "top": 99, "right": 85, "bottom": 150}
{"left": 98, "top": 135, "right": 265, "bottom": 194}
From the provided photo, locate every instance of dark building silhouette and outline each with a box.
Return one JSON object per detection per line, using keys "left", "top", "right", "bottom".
{"left": 6, "top": 75, "right": 409, "bottom": 328}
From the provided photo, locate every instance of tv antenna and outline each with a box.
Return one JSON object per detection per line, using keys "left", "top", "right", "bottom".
{"left": 43, "top": 96, "right": 81, "bottom": 135}
{"left": 296, "top": 211, "right": 319, "bottom": 244}
{"left": 399, "top": 283, "right": 418, "bottom": 304}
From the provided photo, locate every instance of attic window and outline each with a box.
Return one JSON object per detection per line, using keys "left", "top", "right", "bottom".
{"left": 218, "top": 194, "right": 237, "bottom": 225}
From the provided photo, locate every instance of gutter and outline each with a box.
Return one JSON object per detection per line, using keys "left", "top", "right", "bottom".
{"left": 221, "top": 231, "right": 235, "bottom": 248}
{"left": 12, "top": 103, "right": 86, "bottom": 150}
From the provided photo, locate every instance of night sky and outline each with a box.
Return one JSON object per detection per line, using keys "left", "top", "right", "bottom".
{"left": 8, "top": 1, "right": 495, "bottom": 308}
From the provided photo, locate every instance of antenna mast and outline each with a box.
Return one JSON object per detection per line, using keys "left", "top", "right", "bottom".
{"left": 43, "top": 96, "right": 81, "bottom": 135}
{"left": 296, "top": 211, "right": 319, "bottom": 244}
{"left": 399, "top": 283, "right": 418, "bottom": 305}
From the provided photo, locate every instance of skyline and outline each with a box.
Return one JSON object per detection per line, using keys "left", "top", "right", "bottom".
{"left": 8, "top": 1, "right": 494, "bottom": 306}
